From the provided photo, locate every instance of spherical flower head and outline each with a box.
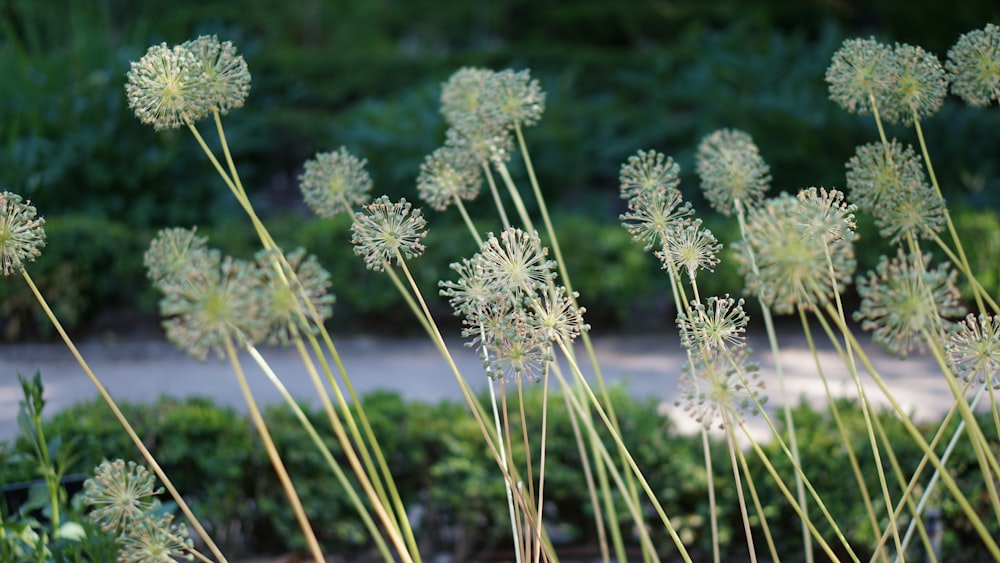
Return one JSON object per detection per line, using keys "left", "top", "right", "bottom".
{"left": 440, "top": 67, "right": 494, "bottom": 127}
{"left": 181, "top": 35, "right": 251, "bottom": 115}
{"left": 695, "top": 128, "right": 771, "bottom": 215}
{"left": 440, "top": 255, "right": 492, "bottom": 319}
{"left": 883, "top": 43, "right": 946, "bottom": 125}
{"left": 845, "top": 140, "right": 924, "bottom": 211}
{"left": 796, "top": 187, "right": 857, "bottom": 246}
{"left": 656, "top": 218, "right": 722, "bottom": 282}
{"left": 678, "top": 347, "right": 764, "bottom": 430}
{"left": 737, "top": 191, "right": 855, "bottom": 315}
{"left": 620, "top": 189, "right": 692, "bottom": 251}
{"left": 417, "top": 144, "right": 483, "bottom": 211}
{"left": 528, "top": 285, "right": 589, "bottom": 343}
{"left": 118, "top": 513, "right": 194, "bottom": 562}
{"left": 477, "top": 228, "right": 556, "bottom": 294}
{"left": 351, "top": 196, "right": 428, "bottom": 271}
{"left": 126, "top": 42, "right": 208, "bottom": 130}
{"left": 825, "top": 37, "right": 895, "bottom": 117}
{"left": 445, "top": 120, "right": 515, "bottom": 166}
{"left": 81, "top": 459, "right": 163, "bottom": 534}
{"left": 299, "top": 147, "right": 373, "bottom": 218}
{"left": 478, "top": 306, "right": 552, "bottom": 382}
{"left": 618, "top": 149, "right": 681, "bottom": 200}
{"left": 256, "top": 247, "right": 334, "bottom": 346}
{"left": 144, "top": 227, "right": 209, "bottom": 290}
{"left": 0, "top": 191, "right": 45, "bottom": 276}
{"left": 159, "top": 253, "right": 267, "bottom": 361}
{"left": 946, "top": 313, "right": 1000, "bottom": 389}
{"left": 676, "top": 294, "right": 749, "bottom": 356}
{"left": 854, "top": 249, "right": 966, "bottom": 358}
{"left": 946, "top": 23, "right": 1000, "bottom": 107}
{"left": 481, "top": 68, "right": 546, "bottom": 130}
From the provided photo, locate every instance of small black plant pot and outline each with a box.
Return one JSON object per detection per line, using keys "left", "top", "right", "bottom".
{"left": 1, "top": 474, "right": 88, "bottom": 519}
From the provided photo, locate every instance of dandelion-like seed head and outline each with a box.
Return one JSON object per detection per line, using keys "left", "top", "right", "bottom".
{"left": 417, "top": 144, "right": 483, "bottom": 211}
{"left": 946, "top": 313, "right": 1000, "bottom": 388}
{"left": 81, "top": 459, "right": 163, "bottom": 534}
{"left": 0, "top": 191, "right": 45, "bottom": 277}
{"left": 440, "top": 256, "right": 493, "bottom": 319}
{"left": 620, "top": 189, "right": 692, "bottom": 251}
{"left": 481, "top": 68, "right": 546, "bottom": 130}
{"left": 125, "top": 42, "right": 208, "bottom": 130}
{"left": 144, "top": 227, "right": 209, "bottom": 290}
{"left": 618, "top": 149, "right": 681, "bottom": 200}
{"left": 256, "top": 248, "right": 334, "bottom": 346}
{"left": 677, "top": 294, "right": 749, "bottom": 356}
{"left": 825, "top": 37, "right": 895, "bottom": 116}
{"left": 440, "top": 67, "right": 494, "bottom": 127}
{"left": 118, "top": 513, "right": 194, "bottom": 562}
{"left": 478, "top": 308, "right": 552, "bottom": 382}
{"left": 656, "top": 218, "right": 722, "bottom": 281}
{"left": 351, "top": 196, "right": 428, "bottom": 271}
{"left": 477, "top": 228, "right": 556, "bottom": 294}
{"left": 299, "top": 147, "right": 373, "bottom": 218}
{"left": 796, "top": 187, "right": 857, "bottom": 246}
{"left": 159, "top": 253, "right": 267, "bottom": 361}
{"left": 946, "top": 23, "right": 1000, "bottom": 107}
{"left": 695, "top": 129, "right": 771, "bottom": 216}
{"left": 877, "top": 182, "right": 946, "bottom": 245}
{"left": 445, "top": 120, "right": 514, "bottom": 166}
{"left": 678, "top": 348, "right": 764, "bottom": 430}
{"left": 855, "top": 249, "right": 966, "bottom": 358}
{"left": 182, "top": 35, "right": 251, "bottom": 115}
{"left": 528, "top": 285, "right": 589, "bottom": 343}
{"left": 845, "top": 140, "right": 926, "bottom": 211}
{"left": 883, "top": 42, "right": 946, "bottom": 125}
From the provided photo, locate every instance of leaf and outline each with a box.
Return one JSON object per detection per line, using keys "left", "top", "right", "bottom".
{"left": 53, "top": 521, "right": 87, "bottom": 542}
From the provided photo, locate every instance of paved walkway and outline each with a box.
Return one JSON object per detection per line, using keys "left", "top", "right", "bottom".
{"left": 0, "top": 329, "right": 965, "bottom": 443}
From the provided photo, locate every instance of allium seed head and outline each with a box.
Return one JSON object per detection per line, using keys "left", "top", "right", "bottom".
{"left": 620, "top": 189, "right": 692, "bottom": 251}
{"left": 855, "top": 249, "right": 966, "bottom": 358}
{"left": 825, "top": 37, "right": 896, "bottom": 117}
{"left": 481, "top": 68, "right": 546, "bottom": 130}
{"left": 618, "top": 149, "right": 681, "bottom": 200}
{"left": 655, "top": 219, "right": 721, "bottom": 281}
{"left": 946, "top": 313, "right": 1000, "bottom": 388}
{"left": 845, "top": 140, "right": 923, "bottom": 211}
{"left": 884, "top": 43, "right": 946, "bottom": 125}
{"left": 126, "top": 42, "right": 208, "bottom": 130}
{"left": 182, "top": 35, "right": 251, "bottom": 115}
{"left": 440, "top": 256, "right": 492, "bottom": 319}
{"left": 351, "top": 196, "right": 428, "bottom": 271}
{"left": 144, "top": 227, "right": 210, "bottom": 291}
{"left": 695, "top": 129, "right": 771, "bottom": 215}
{"left": 256, "top": 248, "right": 334, "bottom": 346}
{"left": 0, "top": 191, "right": 45, "bottom": 276}
{"left": 946, "top": 23, "right": 1000, "bottom": 107}
{"left": 417, "top": 144, "right": 483, "bottom": 211}
{"left": 678, "top": 348, "right": 764, "bottom": 430}
{"left": 477, "top": 228, "right": 555, "bottom": 294}
{"left": 118, "top": 514, "right": 194, "bottom": 562}
{"left": 299, "top": 147, "right": 373, "bottom": 218}
{"left": 440, "top": 67, "right": 494, "bottom": 127}
{"left": 529, "top": 285, "right": 589, "bottom": 343}
{"left": 81, "top": 459, "right": 163, "bottom": 534}
{"left": 676, "top": 295, "right": 749, "bottom": 356}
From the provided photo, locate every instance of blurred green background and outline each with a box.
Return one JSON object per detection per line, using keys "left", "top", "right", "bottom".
{"left": 2, "top": 0, "right": 999, "bottom": 339}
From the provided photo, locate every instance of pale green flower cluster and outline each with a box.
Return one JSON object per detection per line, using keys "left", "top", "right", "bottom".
{"left": 350, "top": 196, "right": 428, "bottom": 271}
{"left": 695, "top": 129, "right": 771, "bottom": 216}
{"left": 299, "top": 147, "right": 374, "bottom": 219}
{"left": 0, "top": 191, "right": 46, "bottom": 277}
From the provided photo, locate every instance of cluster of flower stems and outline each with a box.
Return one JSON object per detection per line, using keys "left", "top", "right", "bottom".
{"left": 1, "top": 24, "right": 999, "bottom": 563}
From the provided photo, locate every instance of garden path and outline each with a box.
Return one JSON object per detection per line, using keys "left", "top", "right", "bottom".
{"left": 0, "top": 329, "right": 961, "bottom": 443}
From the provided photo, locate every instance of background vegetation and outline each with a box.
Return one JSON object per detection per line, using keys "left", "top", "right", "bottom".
{"left": 2, "top": 0, "right": 999, "bottom": 339}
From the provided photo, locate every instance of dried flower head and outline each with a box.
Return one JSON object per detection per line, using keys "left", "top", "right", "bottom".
{"left": 417, "top": 144, "right": 483, "bottom": 211}
{"left": 855, "top": 250, "right": 966, "bottom": 358}
{"left": 81, "top": 459, "right": 163, "bottom": 534}
{"left": 695, "top": 129, "right": 771, "bottom": 215}
{"left": 677, "top": 295, "right": 749, "bottom": 356}
{"left": 678, "top": 348, "right": 764, "bottom": 430}
{"left": 845, "top": 140, "right": 924, "bottom": 211}
{"left": 118, "top": 513, "right": 194, "bottom": 562}
{"left": 796, "top": 187, "right": 857, "bottom": 246}
{"left": 0, "top": 191, "right": 45, "bottom": 276}
{"left": 351, "top": 196, "right": 428, "bottom": 271}
{"left": 481, "top": 68, "right": 546, "bottom": 130}
{"left": 656, "top": 219, "right": 722, "bottom": 282}
{"left": 946, "top": 313, "right": 1000, "bottom": 388}
{"left": 440, "top": 67, "right": 494, "bottom": 127}
{"left": 126, "top": 42, "right": 207, "bottom": 130}
{"left": 528, "top": 285, "right": 589, "bottom": 343}
{"left": 883, "top": 43, "right": 946, "bottom": 125}
{"left": 477, "top": 228, "right": 555, "bottom": 294}
{"left": 825, "top": 37, "right": 895, "bottom": 117}
{"left": 158, "top": 252, "right": 266, "bottom": 361}
{"left": 299, "top": 147, "right": 373, "bottom": 218}
{"left": 144, "top": 227, "right": 210, "bottom": 290}
{"left": 946, "top": 23, "right": 1000, "bottom": 107}
{"left": 440, "top": 255, "right": 492, "bottom": 318}
{"left": 445, "top": 121, "right": 514, "bottom": 166}
{"left": 618, "top": 149, "right": 681, "bottom": 200}
{"left": 256, "top": 248, "right": 334, "bottom": 345}
{"left": 620, "top": 189, "right": 692, "bottom": 251}
{"left": 476, "top": 306, "right": 552, "bottom": 382}
{"left": 181, "top": 35, "right": 251, "bottom": 115}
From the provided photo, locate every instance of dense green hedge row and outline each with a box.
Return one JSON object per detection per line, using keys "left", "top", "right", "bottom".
{"left": 0, "top": 388, "right": 995, "bottom": 560}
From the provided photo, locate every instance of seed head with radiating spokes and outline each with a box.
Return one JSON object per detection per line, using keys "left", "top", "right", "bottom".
{"left": 440, "top": 67, "right": 494, "bottom": 127}
{"left": 845, "top": 140, "right": 924, "bottom": 211}
{"left": 351, "top": 196, "right": 428, "bottom": 271}
{"left": 0, "top": 191, "right": 45, "bottom": 277}
{"left": 618, "top": 149, "right": 681, "bottom": 200}
{"left": 181, "top": 35, "right": 251, "bottom": 115}
{"left": 299, "top": 147, "right": 373, "bottom": 218}
{"left": 855, "top": 249, "right": 966, "bottom": 359}
{"left": 946, "top": 23, "right": 1000, "bottom": 107}
{"left": 478, "top": 307, "right": 553, "bottom": 382}
{"left": 883, "top": 43, "right": 946, "bottom": 125}
{"left": 477, "top": 228, "right": 555, "bottom": 294}
{"left": 796, "top": 187, "right": 857, "bottom": 246}
{"left": 946, "top": 313, "right": 1000, "bottom": 389}
{"left": 81, "top": 459, "right": 163, "bottom": 534}
{"left": 620, "top": 189, "right": 692, "bottom": 251}
{"left": 158, "top": 252, "right": 267, "bottom": 361}
{"left": 677, "top": 294, "right": 749, "bottom": 356}
{"left": 126, "top": 42, "right": 208, "bottom": 130}
{"left": 417, "top": 144, "right": 483, "bottom": 211}
{"left": 825, "top": 37, "right": 895, "bottom": 117}
{"left": 256, "top": 248, "right": 334, "bottom": 346}
{"left": 440, "top": 255, "right": 492, "bottom": 319}
{"left": 656, "top": 218, "right": 721, "bottom": 281}
{"left": 144, "top": 227, "right": 210, "bottom": 291}
{"left": 118, "top": 513, "right": 194, "bottom": 563}
{"left": 528, "top": 285, "right": 589, "bottom": 343}
{"left": 695, "top": 128, "right": 771, "bottom": 216}
{"left": 481, "top": 68, "right": 546, "bottom": 130}
{"left": 678, "top": 347, "right": 764, "bottom": 430}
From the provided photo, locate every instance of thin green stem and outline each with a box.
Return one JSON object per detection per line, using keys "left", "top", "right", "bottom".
{"left": 701, "top": 429, "right": 720, "bottom": 563}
